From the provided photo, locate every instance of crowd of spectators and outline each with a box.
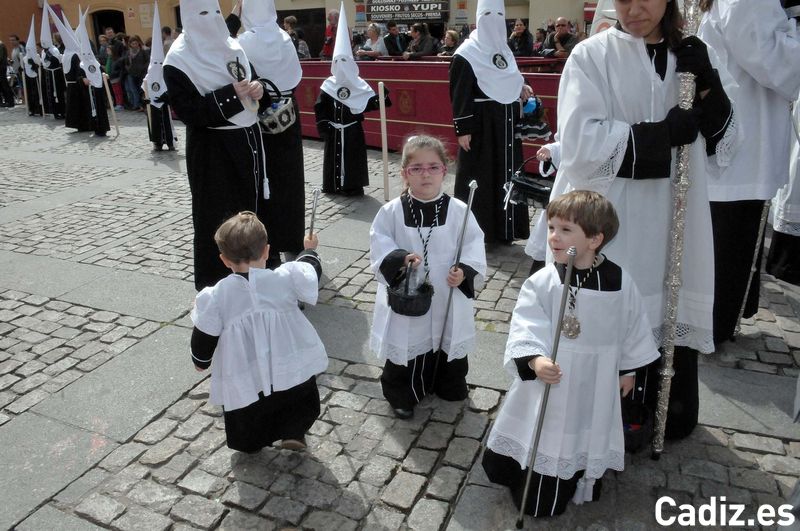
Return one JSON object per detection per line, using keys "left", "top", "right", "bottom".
{"left": 96, "top": 25, "right": 178, "bottom": 112}
{"left": 344, "top": 17, "right": 586, "bottom": 61}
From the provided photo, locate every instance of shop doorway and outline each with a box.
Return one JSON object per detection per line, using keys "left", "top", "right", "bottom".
{"left": 92, "top": 10, "right": 125, "bottom": 41}
{"left": 277, "top": 8, "right": 325, "bottom": 58}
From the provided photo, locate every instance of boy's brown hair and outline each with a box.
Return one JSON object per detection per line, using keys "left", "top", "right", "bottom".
{"left": 546, "top": 190, "right": 619, "bottom": 251}
{"left": 214, "top": 211, "right": 268, "bottom": 263}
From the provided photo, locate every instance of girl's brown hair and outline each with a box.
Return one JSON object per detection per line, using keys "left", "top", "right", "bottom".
{"left": 401, "top": 134, "right": 448, "bottom": 169}
{"left": 661, "top": 0, "right": 685, "bottom": 49}
{"left": 214, "top": 211, "right": 268, "bottom": 263}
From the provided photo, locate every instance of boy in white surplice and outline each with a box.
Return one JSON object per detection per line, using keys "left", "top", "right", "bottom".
{"left": 190, "top": 212, "right": 327, "bottom": 453}
{"left": 483, "top": 191, "right": 660, "bottom": 517}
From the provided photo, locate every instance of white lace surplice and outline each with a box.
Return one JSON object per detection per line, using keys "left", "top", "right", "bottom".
{"left": 487, "top": 264, "right": 660, "bottom": 480}
{"left": 191, "top": 262, "right": 328, "bottom": 411}
{"left": 369, "top": 196, "right": 487, "bottom": 365}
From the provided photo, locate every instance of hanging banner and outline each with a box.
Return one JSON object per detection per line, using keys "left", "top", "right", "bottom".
{"left": 366, "top": 0, "right": 449, "bottom": 22}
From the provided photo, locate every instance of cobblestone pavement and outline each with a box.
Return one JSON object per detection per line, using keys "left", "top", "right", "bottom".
{"left": 0, "top": 288, "right": 162, "bottom": 426}
{"left": 1, "top": 106, "right": 799, "bottom": 530}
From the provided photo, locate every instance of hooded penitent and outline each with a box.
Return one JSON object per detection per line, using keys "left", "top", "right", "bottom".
{"left": 590, "top": 0, "right": 618, "bottom": 36}
{"left": 238, "top": 0, "right": 302, "bottom": 92}
{"left": 47, "top": 5, "right": 80, "bottom": 74}
{"left": 40, "top": 1, "right": 63, "bottom": 68}
{"left": 453, "top": 0, "right": 523, "bottom": 104}
{"left": 163, "top": 0, "right": 256, "bottom": 127}
{"left": 24, "top": 15, "right": 42, "bottom": 77}
{"left": 320, "top": 1, "right": 374, "bottom": 114}
{"left": 76, "top": 8, "right": 103, "bottom": 88}
{"left": 144, "top": 1, "right": 168, "bottom": 107}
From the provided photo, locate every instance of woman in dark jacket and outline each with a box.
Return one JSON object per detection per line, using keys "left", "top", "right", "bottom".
{"left": 124, "top": 35, "right": 149, "bottom": 110}
{"left": 507, "top": 19, "right": 533, "bottom": 57}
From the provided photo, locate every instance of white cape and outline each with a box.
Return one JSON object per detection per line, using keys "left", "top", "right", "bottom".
{"left": 487, "top": 264, "right": 659, "bottom": 479}
{"left": 370, "top": 196, "right": 486, "bottom": 364}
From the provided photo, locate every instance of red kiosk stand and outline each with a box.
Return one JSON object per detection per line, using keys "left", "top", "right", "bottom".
{"left": 294, "top": 57, "right": 563, "bottom": 170}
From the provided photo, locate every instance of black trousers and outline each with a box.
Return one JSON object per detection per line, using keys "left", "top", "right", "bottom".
{"left": 0, "top": 71, "right": 14, "bottom": 107}
{"left": 482, "top": 449, "right": 600, "bottom": 517}
{"left": 766, "top": 231, "right": 800, "bottom": 286}
{"left": 710, "top": 200, "right": 765, "bottom": 343}
{"left": 381, "top": 350, "right": 468, "bottom": 410}
{"left": 623, "top": 347, "right": 698, "bottom": 441}
{"left": 223, "top": 376, "right": 320, "bottom": 453}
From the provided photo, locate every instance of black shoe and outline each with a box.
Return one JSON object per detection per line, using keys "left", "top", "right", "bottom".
{"left": 153, "top": 143, "right": 163, "bottom": 151}
{"left": 393, "top": 407, "right": 414, "bottom": 419}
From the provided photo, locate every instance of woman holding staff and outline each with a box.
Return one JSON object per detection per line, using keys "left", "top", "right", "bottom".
{"left": 547, "top": 0, "right": 738, "bottom": 440}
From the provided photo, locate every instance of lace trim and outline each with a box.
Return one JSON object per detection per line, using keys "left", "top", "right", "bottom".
{"left": 378, "top": 336, "right": 474, "bottom": 365}
{"left": 587, "top": 128, "right": 629, "bottom": 183}
{"left": 652, "top": 323, "right": 714, "bottom": 354}
{"left": 487, "top": 433, "right": 624, "bottom": 480}
{"left": 773, "top": 219, "right": 800, "bottom": 237}
{"left": 507, "top": 341, "right": 547, "bottom": 360}
{"left": 714, "top": 108, "right": 737, "bottom": 167}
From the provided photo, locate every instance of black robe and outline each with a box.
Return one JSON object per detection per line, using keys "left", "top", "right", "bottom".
{"left": 24, "top": 63, "right": 43, "bottom": 116}
{"left": 314, "top": 90, "right": 385, "bottom": 195}
{"left": 254, "top": 72, "right": 305, "bottom": 255}
{"left": 42, "top": 52, "right": 66, "bottom": 118}
{"left": 449, "top": 55, "right": 529, "bottom": 243}
{"left": 64, "top": 55, "right": 110, "bottom": 134}
{"left": 163, "top": 65, "right": 267, "bottom": 291}
{"left": 145, "top": 95, "right": 177, "bottom": 149}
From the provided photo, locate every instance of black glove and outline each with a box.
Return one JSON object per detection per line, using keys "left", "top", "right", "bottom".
{"left": 663, "top": 105, "right": 702, "bottom": 147}
{"left": 674, "top": 36, "right": 715, "bottom": 92}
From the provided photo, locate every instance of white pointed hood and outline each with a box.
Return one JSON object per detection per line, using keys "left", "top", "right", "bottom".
{"left": 144, "top": 1, "right": 168, "bottom": 107}
{"left": 76, "top": 8, "right": 103, "bottom": 87}
{"left": 40, "top": 1, "right": 63, "bottom": 68}
{"left": 48, "top": 5, "right": 79, "bottom": 73}
{"left": 238, "top": 0, "right": 302, "bottom": 92}
{"left": 163, "top": 0, "right": 256, "bottom": 127}
{"left": 320, "top": 1, "right": 374, "bottom": 113}
{"left": 24, "top": 16, "right": 42, "bottom": 77}
{"left": 590, "top": 0, "right": 617, "bottom": 36}
{"left": 454, "top": 0, "right": 523, "bottom": 104}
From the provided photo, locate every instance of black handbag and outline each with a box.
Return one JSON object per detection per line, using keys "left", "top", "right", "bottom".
{"left": 258, "top": 78, "right": 296, "bottom": 134}
{"left": 503, "top": 155, "right": 555, "bottom": 209}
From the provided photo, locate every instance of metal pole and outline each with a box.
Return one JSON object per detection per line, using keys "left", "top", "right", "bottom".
{"left": 102, "top": 73, "right": 120, "bottom": 137}
{"left": 733, "top": 200, "right": 770, "bottom": 338}
{"left": 515, "top": 246, "right": 577, "bottom": 529}
{"left": 651, "top": 0, "right": 702, "bottom": 460}
{"left": 435, "top": 180, "right": 478, "bottom": 357}
{"left": 379, "top": 81, "right": 390, "bottom": 201}
{"left": 308, "top": 188, "right": 321, "bottom": 237}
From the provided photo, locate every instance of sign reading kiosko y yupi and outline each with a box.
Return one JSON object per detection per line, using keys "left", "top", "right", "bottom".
{"left": 366, "top": 0, "right": 450, "bottom": 22}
